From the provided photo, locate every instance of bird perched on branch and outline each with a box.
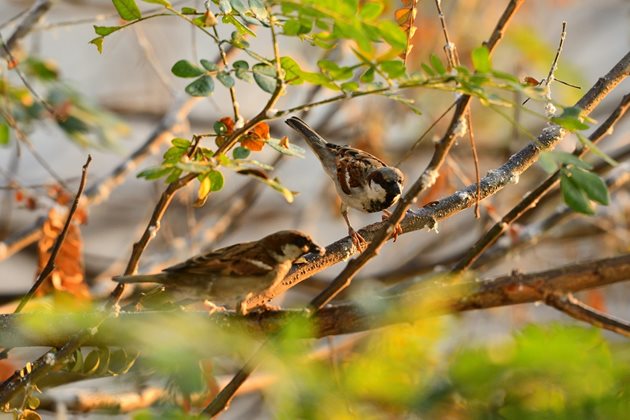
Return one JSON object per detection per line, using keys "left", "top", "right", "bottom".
{"left": 113, "top": 230, "right": 324, "bottom": 314}
{"left": 285, "top": 116, "right": 405, "bottom": 250}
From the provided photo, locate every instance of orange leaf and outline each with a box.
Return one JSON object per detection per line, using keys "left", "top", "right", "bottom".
{"left": 240, "top": 133, "right": 265, "bottom": 152}
{"left": 36, "top": 208, "right": 89, "bottom": 300}
{"left": 219, "top": 116, "right": 235, "bottom": 135}
{"left": 250, "top": 122, "right": 270, "bottom": 140}
{"left": 524, "top": 76, "right": 540, "bottom": 86}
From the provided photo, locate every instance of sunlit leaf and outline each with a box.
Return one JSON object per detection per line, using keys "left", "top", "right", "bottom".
{"left": 112, "top": 0, "right": 142, "bottom": 21}
{"left": 93, "top": 25, "right": 122, "bottom": 36}
{"left": 471, "top": 46, "right": 491, "bottom": 73}
{"left": 0, "top": 123, "right": 9, "bottom": 145}
{"left": 142, "top": 0, "right": 171, "bottom": 6}
{"left": 551, "top": 106, "right": 589, "bottom": 131}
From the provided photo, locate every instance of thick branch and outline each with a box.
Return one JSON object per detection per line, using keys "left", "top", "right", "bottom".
{"left": 0, "top": 254, "right": 628, "bottom": 348}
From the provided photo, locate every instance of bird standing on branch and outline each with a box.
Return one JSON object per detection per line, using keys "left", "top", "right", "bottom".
{"left": 285, "top": 116, "right": 405, "bottom": 250}
{"left": 113, "top": 230, "right": 324, "bottom": 314}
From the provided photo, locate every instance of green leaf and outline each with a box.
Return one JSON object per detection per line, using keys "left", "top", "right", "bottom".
{"left": 163, "top": 146, "right": 187, "bottom": 162}
{"left": 200, "top": 59, "right": 217, "bottom": 71}
{"left": 112, "top": 0, "right": 142, "bottom": 21}
{"left": 233, "top": 60, "right": 253, "bottom": 82}
{"left": 222, "top": 14, "right": 256, "bottom": 36}
{"left": 341, "top": 81, "right": 359, "bottom": 91}
{"left": 576, "top": 133, "right": 618, "bottom": 167}
{"left": 376, "top": 21, "right": 407, "bottom": 51}
{"left": 141, "top": 0, "right": 171, "bottom": 6}
{"left": 94, "top": 25, "right": 122, "bottom": 36}
{"left": 208, "top": 170, "right": 224, "bottom": 192}
{"left": 429, "top": 54, "right": 446, "bottom": 75}
{"left": 217, "top": 71, "right": 235, "bottom": 88}
{"left": 360, "top": 2, "right": 384, "bottom": 20}
{"left": 267, "top": 138, "right": 306, "bottom": 158}
{"left": 137, "top": 166, "right": 172, "bottom": 180}
{"left": 214, "top": 121, "right": 228, "bottom": 135}
{"left": 239, "top": 169, "right": 295, "bottom": 203}
{"left": 171, "top": 60, "right": 205, "bottom": 78}
{"left": 360, "top": 67, "right": 375, "bottom": 83}
{"left": 171, "top": 138, "right": 190, "bottom": 148}
{"left": 543, "top": 151, "right": 593, "bottom": 170}
{"left": 252, "top": 63, "right": 277, "bottom": 93}
{"left": 233, "top": 146, "right": 251, "bottom": 159}
{"left": 551, "top": 106, "right": 589, "bottom": 131}
{"left": 380, "top": 60, "right": 406, "bottom": 78}
{"left": 471, "top": 46, "right": 491, "bottom": 73}
{"left": 166, "top": 167, "right": 183, "bottom": 183}
{"left": 185, "top": 75, "right": 214, "bottom": 96}
{"left": 0, "top": 123, "right": 9, "bottom": 145}
{"left": 568, "top": 167, "right": 610, "bottom": 205}
{"left": 421, "top": 63, "right": 435, "bottom": 77}
{"left": 89, "top": 37, "right": 104, "bottom": 54}
{"left": 561, "top": 172, "right": 593, "bottom": 215}
{"left": 181, "top": 6, "right": 197, "bottom": 14}
{"left": 284, "top": 19, "right": 309, "bottom": 36}
{"left": 248, "top": 0, "right": 269, "bottom": 22}
{"left": 538, "top": 151, "right": 559, "bottom": 173}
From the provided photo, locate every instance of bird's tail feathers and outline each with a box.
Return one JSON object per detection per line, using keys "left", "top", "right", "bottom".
{"left": 285, "top": 117, "right": 329, "bottom": 153}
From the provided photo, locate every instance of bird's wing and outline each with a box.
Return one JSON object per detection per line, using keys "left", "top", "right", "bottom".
{"left": 163, "top": 241, "right": 276, "bottom": 277}
{"left": 335, "top": 146, "right": 387, "bottom": 193}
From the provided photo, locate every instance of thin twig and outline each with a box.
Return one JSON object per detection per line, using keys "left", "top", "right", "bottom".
{"left": 544, "top": 292, "right": 630, "bottom": 339}
{"left": 451, "top": 92, "right": 630, "bottom": 272}
{"left": 13, "top": 155, "right": 92, "bottom": 313}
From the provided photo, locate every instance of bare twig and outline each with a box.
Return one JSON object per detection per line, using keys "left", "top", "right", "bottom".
{"left": 14, "top": 155, "right": 91, "bottom": 313}
{"left": 544, "top": 292, "right": 630, "bottom": 339}
{"left": 451, "top": 92, "right": 630, "bottom": 272}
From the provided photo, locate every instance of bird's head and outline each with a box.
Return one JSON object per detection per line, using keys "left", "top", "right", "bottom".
{"left": 262, "top": 230, "right": 325, "bottom": 262}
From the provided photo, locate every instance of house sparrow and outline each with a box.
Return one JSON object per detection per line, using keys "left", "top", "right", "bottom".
{"left": 113, "top": 230, "right": 324, "bottom": 314}
{"left": 285, "top": 116, "right": 405, "bottom": 249}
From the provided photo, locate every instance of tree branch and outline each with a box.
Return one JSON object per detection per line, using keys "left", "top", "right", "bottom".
{"left": 1, "top": 253, "right": 628, "bottom": 348}
{"left": 544, "top": 292, "right": 630, "bottom": 339}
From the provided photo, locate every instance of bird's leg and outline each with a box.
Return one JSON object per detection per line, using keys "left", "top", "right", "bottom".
{"left": 203, "top": 300, "right": 226, "bottom": 314}
{"left": 236, "top": 293, "right": 254, "bottom": 316}
{"left": 341, "top": 205, "right": 367, "bottom": 251}
{"left": 382, "top": 209, "right": 403, "bottom": 242}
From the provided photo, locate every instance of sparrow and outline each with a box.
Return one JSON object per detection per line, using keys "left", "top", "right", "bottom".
{"left": 113, "top": 230, "right": 324, "bottom": 314}
{"left": 285, "top": 116, "right": 405, "bottom": 249}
